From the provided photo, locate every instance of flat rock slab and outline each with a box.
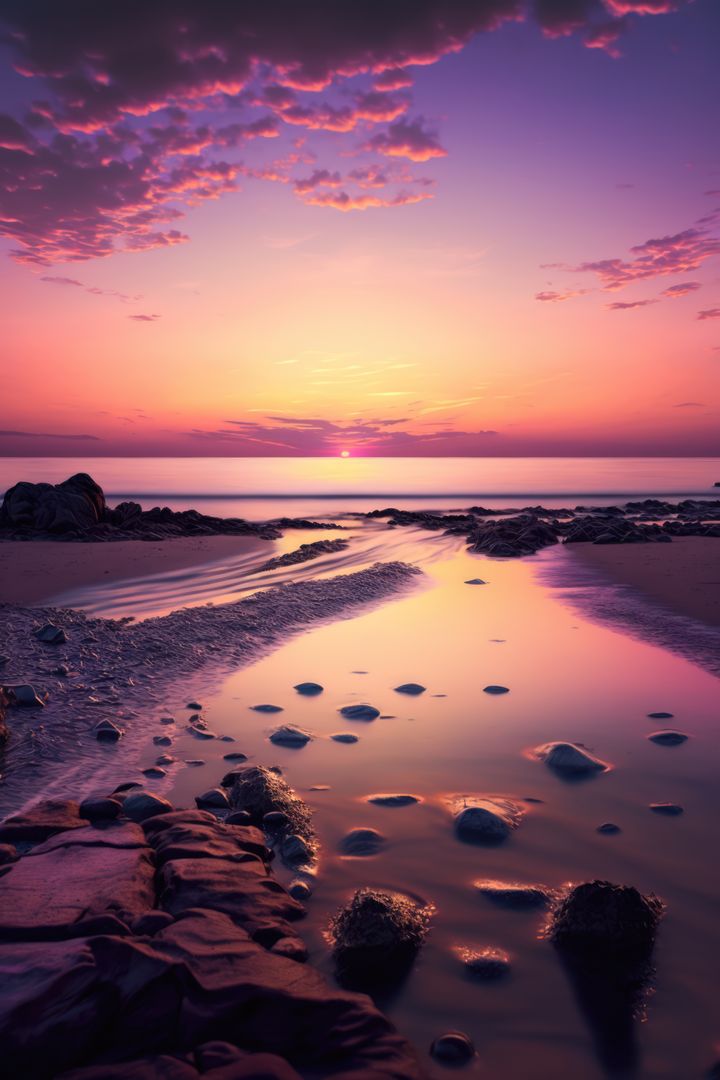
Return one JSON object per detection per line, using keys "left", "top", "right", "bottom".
{"left": 0, "top": 798, "right": 85, "bottom": 843}
{"left": 0, "top": 830, "right": 155, "bottom": 939}
{"left": 366, "top": 794, "right": 421, "bottom": 807}
{"left": 145, "top": 812, "right": 267, "bottom": 865}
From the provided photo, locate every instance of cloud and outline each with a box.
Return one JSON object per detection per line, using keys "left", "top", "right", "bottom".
{"left": 564, "top": 225, "right": 720, "bottom": 290}
{"left": 40, "top": 274, "right": 140, "bottom": 302}
{"left": 535, "top": 288, "right": 588, "bottom": 301}
{"left": 605, "top": 298, "right": 658, "bottom": 309}
{"left": 672, "top": 401, "right": 704, "bottom": 407}
{"left": 0, "top": 2, "right": 688, "bottom": 262}
{"left": 0, "top": 429, "right": 99, "bottom": 440}
{"left": 363, "top": 118, "right": 447, "bottom": 162}
{"left": 697, "top": 308, "right": 720, "bottom": 321}
{"left": 298, "top": 189, "right": 434, "bottom": 211}
{"left": 661, "top": 281, "right": 701, "bottom": 298}
{"left": 129, "top": 313, "right": 161, "bottom": 322}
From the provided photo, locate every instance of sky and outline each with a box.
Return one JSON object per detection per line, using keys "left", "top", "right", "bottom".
{"left": 1, "top": 0, "right": 719, "bottom": 458}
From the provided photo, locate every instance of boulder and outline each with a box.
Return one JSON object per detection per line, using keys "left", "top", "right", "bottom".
{"left": 123, "top": 792, "right": 173, "bottom": 823}
{"left": 269, "top": 725, "right": 312, "bottom": 748}
{"left": 549, "top": 880, "right": 663, "bottom": 955}
{"left": 293, "top": 682, "right": 323, "bottom": 696}
{"left": 452, "top": 797, "right": 524, "bottom": 844}
{"left": 534, "top": 741, "right": 610, "bottom": 775}
{"left": 0, "top": 473, "right": 106, "bottom": 534}
{"left": 338, "top": 704, "right": 380, "bottom": 721}
{"left": 330, "top": 888, "right": 431, "bottom": 985}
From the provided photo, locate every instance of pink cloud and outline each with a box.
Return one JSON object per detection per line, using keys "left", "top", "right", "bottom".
{"left": 568, "top": 226, "right": 720, "bottom": 290}
{"left": 605, "top": 298, "right": 658, "bottom": 309}
{"left": 129, "top": 313, "right": 160, "bottom": 322}
{"left": 697, "top": 308, "right": 720, "bottom": 321}
{"left": 364, "top": 118, "right": 447, "bottom": 162}
{"left": 535, "top": 288, "right": 589, "bottom": 302}
{"left": 373, "top": 68, "right": 414, "bottom": 91}
{"left": 661, "top": 281, "right": 701, "bottom": 297}
{"left": 297, "top": 189, "right": 434, "bottom": 212}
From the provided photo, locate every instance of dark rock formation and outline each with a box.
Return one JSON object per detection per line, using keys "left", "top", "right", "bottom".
{"left": 258, "top": 538, "right": 348, "bottom": 571}
{"left": 451, "top": 796, "right": 524, "bottom": 844}
{"left": 0, "top": 473, "right": 106, "bottom": 534}
{"left": 0, "top": 800, "right": 422, "bottom": 1079}
{"left": 226, "top": 766, "right": 317, "bottom": 868}
{"left": 329, "top": 888, "right": 432, "bottom": 988}
{"left": 468, "top": 514, "right": 559, "bottom": 557}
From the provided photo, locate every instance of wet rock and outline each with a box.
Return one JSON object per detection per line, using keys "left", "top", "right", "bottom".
{"left": 452, "top": 797, "right": 524, "bottom": 844}
{"left": 647, "top": 711, "right": 674, "bottom": 720}
{"left": 186, "top": 701, "right": 202, "bottom": 710}
{"left": 113, "top": 782, "right": 142, "bottom": 794}
{"left": 597, "top": 822, "right": 621, "bottom": 835}
{"left": 0, "top": 799, "right": 84, "bottom": 843}
{"left": 474, "top": 879, "right": 554, "bottom": 909}
{"left": 79, "top": 797, "right": 122, "bottom": 822}
{"left": 289, "top": 880, "right": 312, "bottom": 901}
{"left": 5, "top": 684, "right": 45, "bottom": 708}
{"left": 225, "top": 810, "right": 252, "bottom": 826}
{"left": 455, "top": 946, "right": 510, "bottom": 979}
{"left": 294, "top": 682, "right": 323, "bottom": 696}
{"left": 262, "top": 812, "right": 288, "bottom": 830}
{"left": 549, "top": 880, "right": 663, "bottom": 955}
{"left": 223, "top": 751, "right": 248, "bottom": 761}
{"left": 123, "top": 791, "right": 173, "bottom": 823}
{"left": 649, "top": 802, "right": 684, "bottom": 815}
{"left": 93, "top": 718, "right": 124, "bottom": 742}
{"left": 331, "top": 732, "right": 359, "bottom": 743}
{"left": 338, "top": 703, "right": 380, "bottom": 721}
{"left": 534, "top": 741, "right": 609, "bottom": 775}
{"left": 269, "top": 725, "right": 312, "bottom": 748}
{"left": 483, "top": 684, "right": 509, "bottom": 694}
{"left": 393, "top": 683, "right": 426, "bottom": 695}
{"left": 366, "top": 793, "right": 420, "bottom": 807}
{"left": 339, "top": 828, "right": 386, "bottom": 857}
{"left": 189, "top": 725, "right": 216, "bottom": 740}
{"left": 279, "top": 833, "right": 314, "bottom": 867}
{"left": 0, "top": 473, "right": 106, "bottom": 534}
{"left": 195, "top": 788, "right": 230, "bottom": 810}
{"left": 34, "top": 623, "right": 67, "bottom": 645}
{"left": 468, "top": 513, "right": 559, "bottom": 557}
{"left": 430, "top": 1032, "right": 475, "bottom": 1065}
{"left": 153, "top": 735, "right": 172, "bottom": 746}
{"left": 647, "top": 730, "right": 688, "bottom": 746}
{"left": 251, "top": 704, "right": 284, "bottom": 714}
{"left": 228, "top": 766, "right": 315, "bottom": 854}
{"left": 155, "top": 754, "right": 174, "bottom": 766}
{"left": 464, "top": 578, "right": 486, "bottom": 585}
{"left": 142, "top": 767, "right": 166, "bottom": 779}
{"left": 330, "top": 888, "right": 431, "bottom": 986}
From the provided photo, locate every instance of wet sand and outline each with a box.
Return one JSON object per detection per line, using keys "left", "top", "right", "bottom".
{"left": 0, "top": 535, "right": 271, "bottom": 606}
{"left": 569, "top": 536, "right": 720, "bottom": 628}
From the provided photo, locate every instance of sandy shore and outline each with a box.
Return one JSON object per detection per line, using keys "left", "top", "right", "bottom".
{"left": 569, "top": 536, "right": 720, "bottom": 628}
{"left": 0, "top": 535, "right": 271, "bottom": 606}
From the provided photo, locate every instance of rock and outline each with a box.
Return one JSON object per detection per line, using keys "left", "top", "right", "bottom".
{"left": 55, "top": 664, "right": 70, "bottom": 676}
{"left": 186, "top": 701, "right": 202, "bottom": 710}
{"left": 0, "top": 844, "right": 18, "bottom": 866}
{"left": 153, "top": 735, "right": 172, "bottom": 746}
{"left": 155, "top": 754, "right": 174, "bottom": 766}
{"left": 113, "top": 782, "right": 142, "bottom": 794}
{"left": 34, "top": 623, "right": 67, "bottom": 645}
{"left": 366, "top": 793, "right": 420, "bottom": 807}
{"left": 293, "top": 682, "right": 323, "bottom": 696}
{"left": 279, "top": 834, "right": 314, "bottom": 867}
{"left": 483, "top": 684, "right": 509, "bottom": 694}
{"left": 597, "top": 822, "right": 621, "bottom": 834}
{"left": 549, "top": 880, "right": 663, "bottom": 955}
{"left": 474, "top": 879, "right": 554, "bottom": 909}
{"left": 223, "top": 751, "right": 248, "bottom": 761}
{"left": 534, "top": 741, "right": 609, "bottom": 775}
{"left": 228, "top": 767, "right": 315, "bottom": 863}
{"left": 649, "top": 802, "right": 684, "bottom": 815}
{"left": 5, "top": 684, "right": 45, "bottom": 708}
{"left": 330, "top": 732, "right": 359, "bottom": 743}
{"left": 195, "top": 788, "right": 230, "bottom": 810}
{"left": 184, "top": 759, "right": 205, "bottom": 767}
{"left": 0, "top": 473, "right": 106, "bottom": 534}
{"left": 338, "top": 703, "right": 380, "bottom": 721}
{"left": 339, "top": 828, "right": 386, "bottom": 857}
{"left": 225, "top": 810, "right": 252, "bottom": 826}
{"left": 330, "top": 888, "right": 431, "bottom": 985}
{"left": 251, "top": 704, "right": 284, "bottom": 713}
{"left": 160, "top": 716, "right": 174, "bottom": 724}
{"left": 79, "top": 797, "right": 122, "bottom": 822}
{"left": 123, "top": 791, "right": 173, "bottom": 823}
{"left": 455, "top": 946, "right": 510, "bottom": 979}
{"left": 430, "top": 1032, "right": 475, "bottom": 1064}
{"left": 647, "top": 730, "right": 688, "bottom": 746}
{"left": 269, "top": 725, "right": 312, "bottom": 748}
{"left": 289, "top": 880, "right": 312, "bottom": 901}
{"left": 189, "top": 726, "right": 216, "bottom": 740}
{"left": 647, "top": 711, "right": 674, "bottom": 719}
{"left": 218, "top": 735, "right": 234, "bottom": 742}
{"left": 93, "top": 718, "right": 124, "bottom": 742}
{"left": 453, "top": 797, "right": 523, "bottom": 844}
{"left": 142, "top": 767, "right": 166, "bottom": 779}
{"left": 464, "top": 578, "right": 486, "bottom": 584}
{"left": 263, "top": 811, "right": 289, "bottom": 828}
{"left": 0, "top": 688, "right": 8, "bottom": 745}
{"left": 0, "top": 799, "right": 84, "bottom": 843}
{"left": 393, "top": 683, "right": 426, "bottom": 695}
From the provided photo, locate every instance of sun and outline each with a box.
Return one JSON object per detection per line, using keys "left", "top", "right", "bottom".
{"left": 339, "top": 450, "right": 351, "bottom": 458}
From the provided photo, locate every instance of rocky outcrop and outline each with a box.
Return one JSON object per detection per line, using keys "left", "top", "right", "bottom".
{"left": 329, "top": 888, "right": 432, "bottom": 988}
{"left": 0, "top": 799, "right": 423, "bottom": 1079}
{"left": 258, "top": 538, "right": 349, "bottom": 571}
{"left": 0, "top": 473, "right": 106, "bottom": 534}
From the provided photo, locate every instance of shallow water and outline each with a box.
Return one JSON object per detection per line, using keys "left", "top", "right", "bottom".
{"left": 104, "top": 529, "right": 718, "bottom": 1080}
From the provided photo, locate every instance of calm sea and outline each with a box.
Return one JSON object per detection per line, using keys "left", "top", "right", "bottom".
{"left": 0, "top": 456, "right": 718, "bottom": 519}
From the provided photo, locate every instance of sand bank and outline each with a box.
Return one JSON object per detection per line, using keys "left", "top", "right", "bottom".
{"left": 568, "top": 536, "right": 720, "bottom": 628}
{"left": 0, "top": 535, "right": 271, "bottom": 606}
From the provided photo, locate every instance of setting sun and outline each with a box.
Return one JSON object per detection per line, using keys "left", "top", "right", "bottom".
{"left": 340, "top": 450, "right": 350, "bottom": 458}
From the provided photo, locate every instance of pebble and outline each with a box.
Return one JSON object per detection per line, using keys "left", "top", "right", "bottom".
{"left": 647, "top": 711, "right": 674, "bottom": 719}
{"left": 186, "top": 702, "right": 202, "bottom": 710}
{"left": 195, "top": 787, "right": 230, "bottom": 810}
{"left": 250, "top": 704, "right": 284, "bottom": 713}
{"left": 430, "top": 1032, "right": 475, "bottom": 1065}
{"left": 597, "top": 822, "right": 621, "bottom": 834}
{"left": 184, "top": 759, "right": 205, "bottom": 767}
{"left": 226, "top": 810, "right": 252, "bottom": 825}
{"left": 338, "top": 703, "right": 380, "bottom": 721}
{"left": 339, "top": 828, "right": 386, "bottom": 856}
{"left": 483, "top": 684, "right": 509, "bottom": 694}
{"left": 280, "top": 833, "right": 314, "bottom": 865}
{"left": 330, "top": 732, "right": 359, "bottom": 743}
{"left": 269, "top": 725, "right": 312, "bottom": 747}
{"left": 456, "top": 945, "right": 510, "bottom": 979}
{"left": 294, "top": 682, "right": 324, "bottom": 696}
{"left": 366, "top": 793, "right": 420, "bottom": 807}
{"left": 142, "top": 766, "right": 166, "bottom": 779}
{"left": 649, "top": 802, "right": 684, "bottom": 815}
{"left": 648, "top": 730, "right": 689, "bottom": 746}
{"left": 223, "top": 751, "right": 248, "bottom": 761}
{"left": 534, "top": 741, "right": 609, "bottom": 775}
{"left": 93, "top": 718, "right": 124, "bottom": 742}
{"left": 160, "top": 716, "right": 174, "bottom": 725}
{"left": 155, "top": 754, "right": 174, "bottom": 766}
{"left": 393, "top": 683, "right": 426, "bottom": 695}
{"left": 263, "top": 811, "right": 289, "bottom": 828}
{"left": 289, "top": 879, "right": 312, "bottom": 900}
{"left": 153, "top": 735, "right": 172, "bottom": 746}
{"left": 464, "top": 578, "right": 487, "bottom": 585}
{"left": 113, "top": 781, "right": 142, "bottom": 794}
{"left": 34, "top": 623, "right": 67, "bottom": 644}
{"left": 454, "top": 799, "right": 522, "bottom": 844}
{"left": 189, "top": 726, "right": 216, "bottom": 739}
{"left": 474, "top": 879, "right": 553, "bottom": 909}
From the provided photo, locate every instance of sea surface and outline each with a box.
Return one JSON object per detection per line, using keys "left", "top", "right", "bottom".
{"left": 2, "top": 456, "right": 720, "bottom": 1078}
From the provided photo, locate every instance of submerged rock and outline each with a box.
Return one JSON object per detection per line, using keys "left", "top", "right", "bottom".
{"left": 251, "top": 704, "right": 284, "bottom": 714}
{"left": 269, "top": 724, "right": 312, "bottom": 748}
{"left": 549, "top": 880, "right": 663, "bottom": 955}
{"left": 366, "top": 793, "right": 420, "bottom": 807}
{"left": 649, "top": 802, "right": 684, "bottom": 815}
{"left": 339, "top": 828, "right": 386, "bottom": 857}
{"left": 329, "top": 888, "right": 431, "bottom": 985}
{"left": 430, "top": 1032, "right": 475, "bottom": 1064}
{"left": 123, "top": 791, "right": 173, "bottom": 822}
{"left": 393, "top": 683, "right": 426, "bottom": 695}
{"left": 223, "top": 751, "right": 248, "bottom": 761}
{"left": 474, "top": 879, "right": 554, "bottom": 909}
{"left": 647, "top": 730, "right": 688, "bottom": 746}
{"left": 455, "top": 945, "right": 510, "bottom": 979}
{"left": 647, "top": 711, "right": 674, "bottom": 720}
{"left": 452, "top": 797, "right": 524, "bottom": 844}
{"left": 331, "top": 732, "right": 359, "bottom": 743}
{"left": 483, "top": 684, "right": 509, "bottom": 694}
{"left": 534, "top": 741, "right": 609, "bottom": 775}
{"left": 338, "top": 703, "right": 380, "bottom": 721}
{"left": 597, "top": 822, "right": 621, "bottom": 835}
{"left": 294, "top": 681, "right": 324, "bottom": 696}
